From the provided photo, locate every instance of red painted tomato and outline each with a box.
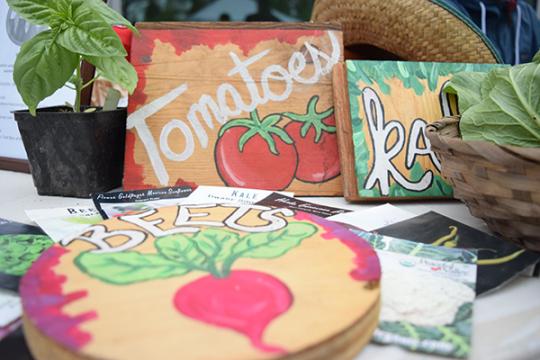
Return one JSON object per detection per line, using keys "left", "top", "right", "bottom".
{"left": 215, "top": 110, "right": 297, "bottom": 190}
{"left": 284, "top": 115, "right": 340, "bottom": 183}
{"left": 283, "top": 95, "right": 340, "bottom": 183}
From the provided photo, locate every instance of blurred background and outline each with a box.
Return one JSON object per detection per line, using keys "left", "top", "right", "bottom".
{"left": 109, "top": 0, "right": 538, "bottom": 23}
{"left": 112, "top": 0, "right": 312, "bottom": 22}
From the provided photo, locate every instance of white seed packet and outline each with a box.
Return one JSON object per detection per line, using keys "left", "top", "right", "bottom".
{"left": 25, "top": 206, "right": 102, "bottom": 242}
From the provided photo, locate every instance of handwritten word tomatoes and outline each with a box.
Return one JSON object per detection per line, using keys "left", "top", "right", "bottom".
{"left": 283, "top": 95, "right": 340, "bottom": 182}
{"left": 215, "top": 110, "right": 297, "bottom": 190}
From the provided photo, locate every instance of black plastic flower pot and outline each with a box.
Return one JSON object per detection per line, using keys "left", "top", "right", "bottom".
{"left": 13, "top": 106, "right": 126, "bottom": 198}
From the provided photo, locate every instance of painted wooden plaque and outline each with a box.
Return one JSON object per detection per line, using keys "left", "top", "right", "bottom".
{"left": 20, "top": 204, "right": 381, "bottom": 360}
{"left": 335, "top": 60, "right": 497, "bottom": 201}
{"left": 124, "top": 23, "right": 344, "bottom": 195}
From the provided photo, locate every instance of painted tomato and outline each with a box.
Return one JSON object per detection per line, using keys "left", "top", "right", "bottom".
{"left": 283, "top": 95, "right": 340, "bottom": 183}
{"left": 215, "top": 110, "right": 298, "bottom": 190}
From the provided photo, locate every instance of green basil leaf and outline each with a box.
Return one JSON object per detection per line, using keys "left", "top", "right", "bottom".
{"left": 14, "top": 30, "right": 79, "bottom": 115}
{"left": 445, "top": 72, "right": 487, "bottom": 113}
{"left": 6, "top": 0, "right": 63, "bottom": 26}
{"left": 86, "top": 0, "right": 138, "bottom": 34}
{"left": 83, "top": 55, "right": 138, "bottom": 94}
{"left": 56, "top": 2, "right": 126, "bottom": 57}
{"left": 232, "top": 222, "right": 317, "bottom": 259}
{"left": 75, "top": 252, "right": 189, "bottom": 285}
{"left": 155, "top": 234, "right": 206, "bottom": 268}
{"left": 0, "top": 234, "right": 53, "bottom": 276}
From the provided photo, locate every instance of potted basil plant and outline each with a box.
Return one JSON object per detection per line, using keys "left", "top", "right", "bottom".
{"left": 8, "top": 0, "right": 138, "bottom": 198}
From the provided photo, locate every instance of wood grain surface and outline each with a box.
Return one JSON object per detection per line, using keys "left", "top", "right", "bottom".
{"left": 21, "top": 204, "right": 381, "bottom": 360}
{"left": 124, "top": 24, "right": 344, "bottom": 195}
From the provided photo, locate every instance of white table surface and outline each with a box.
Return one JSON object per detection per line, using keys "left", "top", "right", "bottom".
{"left": 1, "top": 169, "right": 539, "bottom": 360}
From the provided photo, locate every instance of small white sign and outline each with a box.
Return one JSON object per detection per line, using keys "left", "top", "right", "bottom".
{"left": 26, "top": 206, "right": 102, "bottom": 242}
{"left": 328, "top": 203, "right": 418, "bottom": 231}
{"left": 185, "top": 186, "right": 294, "bottom": 206}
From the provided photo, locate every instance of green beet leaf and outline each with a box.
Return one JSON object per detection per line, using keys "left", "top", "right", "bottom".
{"left": 13, "top": 30, "right": 79, "bottom": 115}
{"left": 231, "top": 222, "right": 318, "bottom": 258}
{"left": 155, "top": 235, "right": 207, "bottom": 268}
{"left": 189, "top": 229, "right": 239, "bottom": 261}
{"left": 75, "top": 252, "right": 189, "bottom": 285}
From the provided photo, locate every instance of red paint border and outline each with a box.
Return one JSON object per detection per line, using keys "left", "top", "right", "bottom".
{"left": 20, "top": 246, "right": 97, "bottom": 351}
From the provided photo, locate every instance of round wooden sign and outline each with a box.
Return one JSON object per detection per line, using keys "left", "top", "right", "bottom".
{"left": 21, "top": 204, "right": 380, "bottom": 360}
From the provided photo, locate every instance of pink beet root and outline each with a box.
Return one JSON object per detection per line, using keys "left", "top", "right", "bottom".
{"left": 174, "top": 270, "right": 292, "bottom": 354}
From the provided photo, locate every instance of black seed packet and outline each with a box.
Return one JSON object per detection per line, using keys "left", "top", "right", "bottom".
{"left": 376, "top": 211, "right": 540, "bottom": 295}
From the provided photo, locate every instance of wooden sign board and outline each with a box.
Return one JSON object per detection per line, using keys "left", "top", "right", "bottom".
{"left": 334, "top": 60, "right": 497, "bottom": 201}
{"left": 124, "top": 23, "right": 344, "bottom": 195}
{"left": 20, "top": 204, "right": 381, "bottom": 360}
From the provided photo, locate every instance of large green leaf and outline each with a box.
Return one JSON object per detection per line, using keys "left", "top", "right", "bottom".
{"left": 83, "top": 55, "right": 138, "bottom": 93}
{"left": 56, "top": 2, "right": 126, "bottom": 57}
{"left": 155, "top": 234, "right": 207, "bottom": 268}
{"left": 460, "top": 63, "right": 540, "bottom": 146}
{"left": 13, "top": 30, "right": 79, "bottom": 115}
{"left": 75, "top": 252, "right": 189, "bottom": 285}
{"left": 85, "top": 0, "right": 138, "bottom": 34}
{"left": 231, "top": 222, "right": 317, "bottom": 258}
{"left": 533, "top": 50, "right": 540, "bottom": 64}
{"left": 6, "top": 0, "right": 66, "bottom": 26}
{"left": 445, "top": 72, "right": 487, "bottom": 113}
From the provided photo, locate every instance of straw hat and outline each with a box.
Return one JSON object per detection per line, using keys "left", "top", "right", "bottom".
{"left": 311, "top": 0, "right": 502, "bottom": 63}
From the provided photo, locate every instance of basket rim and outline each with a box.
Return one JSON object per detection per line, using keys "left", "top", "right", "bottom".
{"left": 426, "top": 116, "right": 540, "bottom": 166}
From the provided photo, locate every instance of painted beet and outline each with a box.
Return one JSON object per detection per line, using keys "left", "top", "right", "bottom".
{"left": 174, "top": 270, "right": 292, "bottom": 354}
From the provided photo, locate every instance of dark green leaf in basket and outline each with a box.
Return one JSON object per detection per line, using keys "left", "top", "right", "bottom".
{"left": 444, "top": 72, "right": 487, "bottom": 113}
{"left": 533, "top": 50, "right": 540, "bottom": 64}
{"left": 446, "top": 60, "right": 539, "bottom": 147}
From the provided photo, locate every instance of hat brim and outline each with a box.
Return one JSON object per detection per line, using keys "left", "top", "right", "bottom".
{"left": 311, "top": 0, "right": 502, "bottom": 63}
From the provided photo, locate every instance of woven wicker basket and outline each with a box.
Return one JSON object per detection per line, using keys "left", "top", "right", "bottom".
{"left": 426, "top": 117, "right": 540, "bottom": 252}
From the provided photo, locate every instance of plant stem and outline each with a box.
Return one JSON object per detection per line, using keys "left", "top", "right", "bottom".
{"left": 73, "top": 56, "right": 83, "bottom": 112}
{"left": 82, "top": 75, "right": 99, "bottom": 90}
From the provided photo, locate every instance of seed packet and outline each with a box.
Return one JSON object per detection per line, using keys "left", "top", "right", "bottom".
{"left": 93, "top": 186, "right": 194, "bottom": 219}
{"left": 0, "top": 220, "right": 53, "bottom": 293}
{"left": 187, "top": 186, "right": 294, "bottom": 206}
{"left": 376, "top": 211, "right": 540, "bottom": 295}
{"left": 355, "top": 230, "right": 477, "bottom": 358}
{"left": 25, "top": 206, "right": 102, "bottom": 242}
{"left": 256, "top": 192, "right": 348, "bottom": 218}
